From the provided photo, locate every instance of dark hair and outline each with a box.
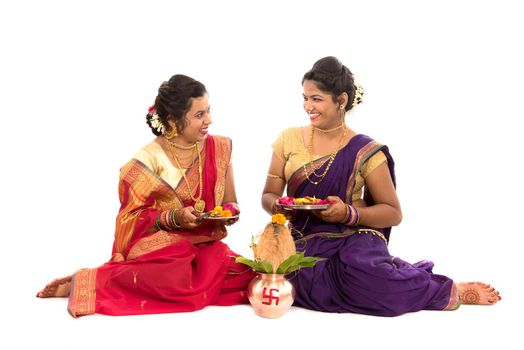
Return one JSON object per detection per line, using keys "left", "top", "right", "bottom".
{"left": 302, "top": 56, "right": 361, "bottom": 112}
{"left": 146, "top": 74, "right": 207, "bottom": 136}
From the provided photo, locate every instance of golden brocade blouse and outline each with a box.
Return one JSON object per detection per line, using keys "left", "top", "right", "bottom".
{"left": 133, "top": 141, "right": 184, "bottom": 189}
{"left": 133, "top": 140, "right": 233, "bottom": 190}
{"left": 272, "top": 127, "right": 386, "bottom": 201}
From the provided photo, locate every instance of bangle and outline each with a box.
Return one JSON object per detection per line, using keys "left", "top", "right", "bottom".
{"left": 345, "top": 205, "right": 360, "bottom": 226}
{"left": 155, "top": 214, "right": 163, "bottom": 231}
{"left": 155, "top": 209, "right": 181, "bottom": 231}
{"left": 169, "top": 209, "right": 180, "bottom": 228}
{"left": 155, "top": 211, "right": 170, "bottom": 231}
{"left": 341, "top": 204, "right": 351, "bottom": 223}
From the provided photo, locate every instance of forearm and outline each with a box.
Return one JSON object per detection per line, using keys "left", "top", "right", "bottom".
{"left": 355, "top": 203, "right": 402, "bottom": 228}
{"left": 262, "top": 192, "right": 280, "bottom": 214}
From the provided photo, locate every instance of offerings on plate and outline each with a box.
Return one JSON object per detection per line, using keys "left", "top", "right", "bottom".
{"left": 198, "top": 204, "right": 239, "bottom": 221}
{"left": 278, "top": 196, "right": 331, "bottom": 210}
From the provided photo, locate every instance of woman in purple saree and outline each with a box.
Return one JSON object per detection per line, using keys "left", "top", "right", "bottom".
{"left": 261, "top": 56, "right": 500, "bottom": 316}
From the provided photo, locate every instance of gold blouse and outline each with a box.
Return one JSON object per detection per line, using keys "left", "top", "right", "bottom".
{"left": 133, "top": 141, "right": 183, "bottom": 189}
{"left": 272, "top": 127, "right": 386, "bottom": 201}
{"left": 134, "top": 140, "right": 233, "bottom": 190}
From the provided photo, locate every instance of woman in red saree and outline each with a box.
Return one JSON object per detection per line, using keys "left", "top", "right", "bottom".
{"left": 37, "top": 74, "right": 255, "bottom": 317}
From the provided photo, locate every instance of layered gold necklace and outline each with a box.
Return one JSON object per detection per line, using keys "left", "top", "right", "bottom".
{"left": 166, "top": 138, "right": 206, "bottom": 213}
{"left": 303, "top": 125, "right": 347, "bottom": 185}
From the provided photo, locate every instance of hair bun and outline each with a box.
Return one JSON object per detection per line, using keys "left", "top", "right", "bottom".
{"left": 311, "top": 56, "right": 343, "bottom": 73}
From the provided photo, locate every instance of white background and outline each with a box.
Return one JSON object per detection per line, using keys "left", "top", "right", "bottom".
{"left": 1, "top": 0, "right": 522, "bottom": 349}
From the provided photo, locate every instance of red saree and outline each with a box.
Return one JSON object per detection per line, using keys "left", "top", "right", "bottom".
{"left": 68, "top": 135, "right": 254, "bottom": 317}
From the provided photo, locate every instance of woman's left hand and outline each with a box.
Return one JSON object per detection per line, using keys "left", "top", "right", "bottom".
{"left": 316, "top": 196, "right": 347, "bottom": 223}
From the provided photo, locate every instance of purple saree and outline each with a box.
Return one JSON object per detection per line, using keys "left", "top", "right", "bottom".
{"left": 287, "top": 134, "right": 459, "bottom": 316}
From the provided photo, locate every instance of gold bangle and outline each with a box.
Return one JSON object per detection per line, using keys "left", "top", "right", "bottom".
{"left": 171, "top": 209, "right": 181, "bottom": 228}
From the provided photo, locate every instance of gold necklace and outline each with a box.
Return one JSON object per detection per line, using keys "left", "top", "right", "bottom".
{"left": 303, "top": 126, "right": 347, "bottom": 185}
{"left": 165, "top": 137, "right": 198, "bottom": 150}
{"left": 168, "top": 142, "right": 206, "bottom": 213}
{"left": 313, "top": 123, "right": 345, "bottom": 133}
{"left": 171, "top": 144, "right": 197, "bottom": 167}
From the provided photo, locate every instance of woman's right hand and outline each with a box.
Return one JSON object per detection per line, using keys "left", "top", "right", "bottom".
{"left": 175, "top": 206, "right": 201, "bottom": 229}
{"left": 271, "top": 198, "right": 295, "bottom": 219}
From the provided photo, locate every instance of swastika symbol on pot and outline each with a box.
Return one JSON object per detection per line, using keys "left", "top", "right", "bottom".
{"left": 261, "top": 287, "right": 280, "bottom": 305}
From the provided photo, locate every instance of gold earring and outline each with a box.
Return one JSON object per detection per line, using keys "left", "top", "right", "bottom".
{"left": 340, "top": 105, "right": 345, "bottom": 109}
{"left": 163, "top": 125, "right": 178, "bottom": 139}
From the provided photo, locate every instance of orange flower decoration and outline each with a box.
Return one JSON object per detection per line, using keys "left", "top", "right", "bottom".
{"left": 210, "top": 206, "right": 233, "bottom": 217}
{"left": 271, "top": 213, "right": 287, "bottom": 225}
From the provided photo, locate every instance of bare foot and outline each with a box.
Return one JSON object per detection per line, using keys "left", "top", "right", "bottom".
{"left": 36, "top": 276, "right": 72, "bottom": 298}
{"left": 457, "top": 282, "right": 501, "bottom": 305}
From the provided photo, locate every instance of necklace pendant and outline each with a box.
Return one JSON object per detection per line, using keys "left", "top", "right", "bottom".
{"left": 194, "top": 199, "right": 206, "bottom": 213}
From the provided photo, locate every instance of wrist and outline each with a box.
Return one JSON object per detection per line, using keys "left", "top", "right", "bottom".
{"left": 343, "top": 204, "right": 360, "bottom": 226}
{"left": 270, "top": 198, "right": 281, "bottom": 214}
{"left": 340, "top": 204, "right": 351, "bottom": 223}
{"left": 155, "top": 209, "right": 180, "bottom": 231}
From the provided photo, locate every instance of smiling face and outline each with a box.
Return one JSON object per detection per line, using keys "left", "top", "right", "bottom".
{"left": 168, "top": 94, "right": 212, "bottom": 145}
{"left": 302, "top": 80, "right": 346, "bottom": 129}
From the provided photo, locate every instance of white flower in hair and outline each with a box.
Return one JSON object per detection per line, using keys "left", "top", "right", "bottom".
{"left": 352, "top": 84, "right": 364, "bottom": 108}
{"left": 150, "top": 112, "right": 166, "bottom": 134}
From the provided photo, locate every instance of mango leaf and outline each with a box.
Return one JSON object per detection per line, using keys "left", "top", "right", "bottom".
{"left": 235, "top": 256, "right": 257, "bottom": 269}
{"left": 276, "top": 252, "right": 304, "bottom": 274}
{"left": 284, "top": 256, "right": 325, "bottom": 274}
{"left": 236, "top": 257, "right": 275, "bottom": 273}
{"left": 301, "top": 257, "right": 325, "bottom": 265}
{"left": 236, "top": 254, "right": 324, "bottom": 274}
{"left": 255, "top": 260, "right": 275, "bottom": 274}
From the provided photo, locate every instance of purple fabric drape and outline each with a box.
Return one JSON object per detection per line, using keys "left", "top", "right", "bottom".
{"left": 288, "top": 134, "right": 394, "bottom": 241}
{"left": 287, "top": 134, "right": 458, "bottom": 316}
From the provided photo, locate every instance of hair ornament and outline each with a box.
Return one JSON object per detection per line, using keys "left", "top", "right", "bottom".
{"left": 352, "top": 84, "right": 364, "bottom": 108}
{"left": 148, "top": 105, "right": 166, "bottom": 134}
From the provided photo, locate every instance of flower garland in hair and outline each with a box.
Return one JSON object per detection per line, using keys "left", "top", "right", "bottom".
{"left": 352, "top": 84, "right": 364, "bottom": 108}
{"left": 148, "top": 105, "right": 166, "bottom": 134}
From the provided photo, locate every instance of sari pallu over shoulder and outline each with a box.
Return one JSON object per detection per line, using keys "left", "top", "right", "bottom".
{"left": 67, "top": 135, "right": 256, "bottom": 317}
{"left": 285, "top": 134, "right": 460, "bottom": 315}
{"left": 111, "top": 135, "right": 232, "bottom": 262}
{"left": 287, "top": 134, "right": 396, "bottom": 242}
